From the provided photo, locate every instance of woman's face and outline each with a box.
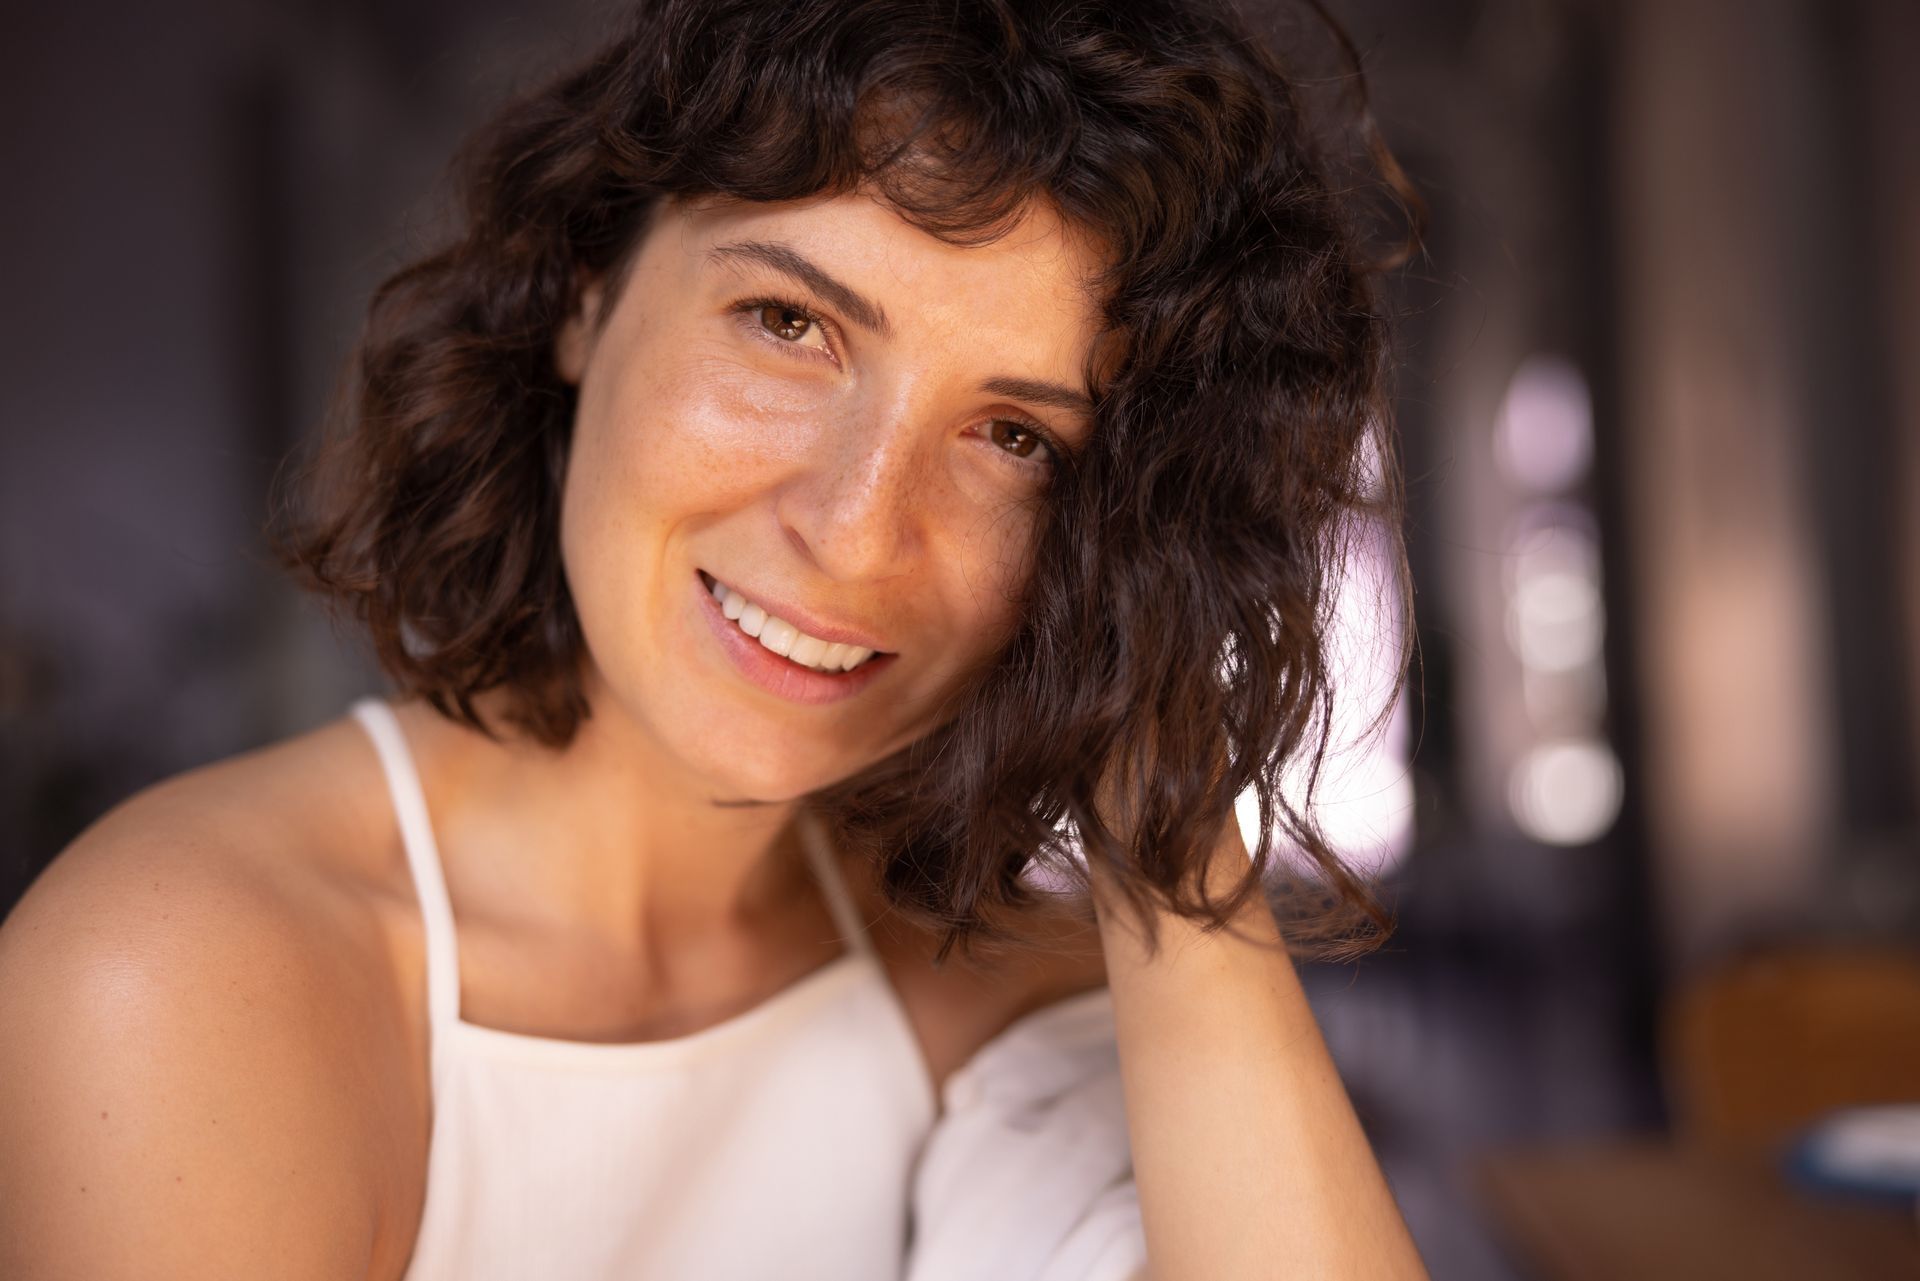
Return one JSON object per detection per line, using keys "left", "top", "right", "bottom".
{"left": 555, "top": 190, "right": 1108, "bottom": 799}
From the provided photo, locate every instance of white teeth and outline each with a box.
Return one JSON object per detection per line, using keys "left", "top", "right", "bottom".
{"left": 759, "top": 617, "right": 799, "bottom": 657}
{"left": 706, "top": 575, "right": 879, "bottom": 673}
{"left": 789, "top": 634, "right": 828, "bottom": 667}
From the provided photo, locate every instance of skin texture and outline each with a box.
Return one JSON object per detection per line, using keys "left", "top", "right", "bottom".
{"left": 525, "top": 187, "right": 1111, "bottom": 947}
{"left": 0, "top": 186, "right": 1426, "bottom": 1279}
{"left": 1089, "top": 792, "right": 1430, "bottom": 1280}
{"left": 0, "top": 188, "right": 1118, "bottom": 1279}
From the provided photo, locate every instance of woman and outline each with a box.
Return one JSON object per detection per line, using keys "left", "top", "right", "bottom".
{"left": 0, "top": 0, "right": 1428, "bottom": 1277}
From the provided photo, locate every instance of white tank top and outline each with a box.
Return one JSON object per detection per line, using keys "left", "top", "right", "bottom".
{"left": 350, "top": 698, "right": 939, "bottom": 1281}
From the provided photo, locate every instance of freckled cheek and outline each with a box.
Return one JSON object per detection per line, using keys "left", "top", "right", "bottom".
{"left": 602, "top": 355, "right": 830, "bottom": 486}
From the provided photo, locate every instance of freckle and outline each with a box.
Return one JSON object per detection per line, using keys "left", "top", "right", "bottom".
{"left": 100, "top": 1111, "right": 107, "bottom": 1119}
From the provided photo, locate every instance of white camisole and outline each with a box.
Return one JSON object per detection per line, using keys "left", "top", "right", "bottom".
{"left": 350, "top": 698, "right": 939, "bottom": 1281}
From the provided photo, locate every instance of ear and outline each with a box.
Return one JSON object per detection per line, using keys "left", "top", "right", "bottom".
{"left": 554, "top": 273, "right": 608, "bottom": 386}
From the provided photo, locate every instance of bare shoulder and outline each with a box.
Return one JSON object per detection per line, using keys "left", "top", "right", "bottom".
{"left": 0, "top": 715, "right": 422, "bottom": 1280}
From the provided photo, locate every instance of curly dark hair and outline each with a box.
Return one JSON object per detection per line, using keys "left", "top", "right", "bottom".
{"left": 276, "top": 0, "right": 1426, "bottom": 964}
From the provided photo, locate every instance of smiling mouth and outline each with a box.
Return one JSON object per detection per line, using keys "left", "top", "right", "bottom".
{"left": 698, "top": 569, "right": 892, "bottom": 674}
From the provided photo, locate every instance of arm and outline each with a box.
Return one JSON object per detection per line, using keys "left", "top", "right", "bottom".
{"left": 1088, "top": 817, "right": 1429, "bottom": 1281}
{"left": 0, "top": 833, "right": 386, "bottom": 1280}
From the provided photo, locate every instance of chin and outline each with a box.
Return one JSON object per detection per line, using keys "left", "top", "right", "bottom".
{"left": 589, "top": 655, "right": 882, "bottom": 802}
{"left": 677, "top": 725, "right": 847, "bottom": 805}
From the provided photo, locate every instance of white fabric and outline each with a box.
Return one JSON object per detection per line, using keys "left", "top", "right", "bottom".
{"left": 350, "top": 697, "right": 1148, "bottom": 1280}
{"left": 909, "top": 990, "right": 1150, "bottom": 1281}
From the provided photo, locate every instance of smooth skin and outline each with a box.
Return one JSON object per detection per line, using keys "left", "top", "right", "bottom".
{"left": 1088, "top": 788, "right": 1430, "bottom": 1280}
{"left": 0, "top": 188, "right": 1425, "bottom": 1279}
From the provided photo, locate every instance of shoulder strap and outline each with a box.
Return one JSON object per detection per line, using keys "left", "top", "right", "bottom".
{"left": 795, "top": 808, "right": 876, "bottom": 959}
{"left": 351, "top": 698, "right": 462, "bottom": 1029}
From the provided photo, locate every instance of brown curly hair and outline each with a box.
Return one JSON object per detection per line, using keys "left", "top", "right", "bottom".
{"left": 276, "top": 0, "right": 1426, "bottom": 963}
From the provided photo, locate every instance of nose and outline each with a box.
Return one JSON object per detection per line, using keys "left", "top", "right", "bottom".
{"left": 775, "top": 388, "right": 931, "bottom": 584}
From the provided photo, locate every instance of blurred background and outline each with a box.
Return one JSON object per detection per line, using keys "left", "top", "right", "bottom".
{"left": 3, "top": 0, "right": 1916, "bottom": 1276}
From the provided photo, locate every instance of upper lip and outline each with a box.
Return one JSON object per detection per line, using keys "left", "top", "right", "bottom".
{"left": 701, "top": 569, "right": 897, "bottom": 653}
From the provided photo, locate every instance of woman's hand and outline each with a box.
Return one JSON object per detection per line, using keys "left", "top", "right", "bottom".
{"left": 1085, "top": 772, "right": 1431, "bottom": 1281}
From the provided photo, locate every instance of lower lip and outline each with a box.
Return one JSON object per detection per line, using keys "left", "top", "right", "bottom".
{"left": 695, "top": 569, "right": 898, "bottom": 706}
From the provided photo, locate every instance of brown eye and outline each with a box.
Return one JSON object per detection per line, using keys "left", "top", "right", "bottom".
{"left": 758, "top": 304, "right": 814, "bottom": 343}
{"left": 990, "top": 419, "right": 1044, "bottom": 460}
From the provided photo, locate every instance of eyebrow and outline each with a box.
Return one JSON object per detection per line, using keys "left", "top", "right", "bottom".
{"left": 708, "top": 240, "right": 895, "bottom": 339}
{"left": 704, "top": 238, "right": 1097, "bottom": 420}
{"left": 976, "top": 375, "right": 1095, "bottom": 419}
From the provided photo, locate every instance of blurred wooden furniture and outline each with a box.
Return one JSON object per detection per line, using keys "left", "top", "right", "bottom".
{"left": 1477, "top": 1138, "right": 1919, "bottom": 1281}
{"left": 1476, "top": 943, "right": 1920, "bottom": 1281}
{"left": 1664, "top": 942, "right": 1920, "bottom": 1150}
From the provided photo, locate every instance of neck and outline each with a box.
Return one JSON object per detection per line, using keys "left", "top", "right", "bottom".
{"left": 413, "top": 679, "right": 816, "bottom": 957}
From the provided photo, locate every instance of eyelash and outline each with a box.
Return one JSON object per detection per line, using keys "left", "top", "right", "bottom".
{"left": 727, "top": 292, "right": 1066, "bottom": 474}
